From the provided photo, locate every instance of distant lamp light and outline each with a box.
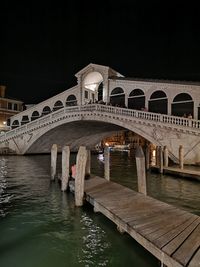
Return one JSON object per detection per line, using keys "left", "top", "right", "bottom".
{"left": 152, "top": 149, "right": 156, "bottom": 157}
{"left": 105, "top": 142, "right": 109, "bottom": 146}
{"left": 3, "top": 121, "right": 6, "bottom": 125}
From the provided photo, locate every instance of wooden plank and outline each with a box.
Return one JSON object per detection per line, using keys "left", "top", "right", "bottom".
{"left": 188, "top": 247, "right": 200, "bottom": 267}
{"left": 172, "top": 223, "right": 200, "bottom": 266}
{"left": 144, "top": 213, "right": 192, "bottom": 241}
{"left": 154, "top": 216, "right": 198, "bottom": 249}
{"left": 83, "top": 178, "right": 200, "bottom": 267}
{"left": 162, "top": 217, "right": 200, "bottom": 256}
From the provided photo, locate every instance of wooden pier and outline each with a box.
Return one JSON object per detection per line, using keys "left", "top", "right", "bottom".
{"left": 80, "top": 176, "right": 200, "bottom": 267}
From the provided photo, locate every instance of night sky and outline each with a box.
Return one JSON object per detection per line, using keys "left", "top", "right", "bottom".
{"left": 1, "top": 1, "right": 200, "bottom": 104}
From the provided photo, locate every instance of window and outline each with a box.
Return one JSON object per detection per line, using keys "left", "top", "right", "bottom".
{"left": 8, "top": 102, "right": 12, "bottom": 110}
{"left": 84, "top": 90, "right": 89, "bottom": 99}
{"left": 14, "top": 103, "right": 18, "bottom": 110}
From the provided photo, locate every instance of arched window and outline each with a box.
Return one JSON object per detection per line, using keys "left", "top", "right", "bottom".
{"left": 66, "top": 95, "right": 77, "bottom": 106}
{"left": 98, "top": 82, "right": 103, "bottom": 102}
{"left": 128, "top": 89, "right": 145, "bottom": 110}
{"left": 42, "top": 106, "right": 51, "bottom": 116}
{"left": 53, "top": 100, "right": 64, "bottom": 111}
{"left": 110, "top": 87, "right": 125, "bottom": 107}
{"left": 21, "top": 115, "right": 29, "bottom": 125}
{"left": 172, "top": 93, "right": 193, "bottom": 117}
{"left": 149, "top": 90, "right": 168, "bottom": 114}
{"left": 31, "top": 111, "right": 40, "bottom": 121}
{"left": 11, "top": 120, "right": 19, "bottom": 129}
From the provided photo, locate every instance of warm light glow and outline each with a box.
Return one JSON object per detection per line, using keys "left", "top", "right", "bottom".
{"left": 83, "top": 71, "right": 103, "bottom": 91}
{"left": 3, "top": 121, "right": 6, "bottom": 125}
{"left": 152, "top": 149, "right": 156, "bottom": 157}
{"left": 105, "top": 142, "right": 109, "bottom": 146}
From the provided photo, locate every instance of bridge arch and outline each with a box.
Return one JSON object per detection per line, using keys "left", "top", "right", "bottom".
{"left": 42, "top": 106, "right": 51, "bottom": 116}
{"left": 110, "top": 87, "right": 125, "bottom": 107}
{"left": 52, "top": 100, "right": 64, "bottom": 112}
{"left": 66, "top": 95, "right": 77, "bottom": 106}
{"left": 21, "top": 115, "right": 29, "bottom": 125}
{"left": 128, "top": 89, "right": 145, "bottom": 110}
{"left": 83, "top": 71, "right": 104, "bottom": 104}
{"left": 31, "top": 111, "right": 40, "bottom": 121}
{"left": 172, "top": 93, "right": 193, "bottom": 117}
{"left": 148, "top": 90, "right": 168, "bottom": 114}
{"left": 11, "top": 120, "right": 20, "bottom": 129}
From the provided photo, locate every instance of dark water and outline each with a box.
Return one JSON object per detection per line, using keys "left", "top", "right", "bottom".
{"left": 0, "top": 152, "right": 199, "bottom": 267}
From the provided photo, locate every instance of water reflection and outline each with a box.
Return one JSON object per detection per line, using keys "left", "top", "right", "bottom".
{"left": 0, "top": 152, "right": 199, "bottom": 267}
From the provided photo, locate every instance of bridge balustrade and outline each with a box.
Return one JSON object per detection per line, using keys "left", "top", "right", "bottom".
{"left": 2, "top": 104, "right": 200, "bottom": 144}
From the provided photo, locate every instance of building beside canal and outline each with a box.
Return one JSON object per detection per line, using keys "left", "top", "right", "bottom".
{"left": 0, "top": 85, "right": 23, "bottom": 132}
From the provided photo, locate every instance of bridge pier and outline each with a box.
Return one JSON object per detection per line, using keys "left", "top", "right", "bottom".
{"left": 145, "top": 144, "right": 150, "bottom": 171}
{"left": 159, "top": 146, "right": 163, "bottom": 174}
{"left": 179, "top": 145, "right": 184, "bottom": 169}
{"left": 61, "top": 145, "right": 70, "bottom": 191}
{"left": 75, "top": 146, "right": 88, "bottom": 206}
{"left": 163, "top": 146, "right": 169, "bottom": 167}
{"left": 104, "top": 146, "right": 110, "bottom": 181}
{"left": 51, "top": 144, "right": 57, "bottom": 180}
{"left": 135, "top": 146, "right": 147, "bottom": 195}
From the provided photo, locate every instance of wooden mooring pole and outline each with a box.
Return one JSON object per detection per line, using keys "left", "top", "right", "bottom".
{"left": 104, "top": 146, "right": 110, "bottom": 181}
{"left": 61, "top": 145, "right": 70, "bottom": 191}
{"left": 75, "top": 146, "right": 88, "bottom": 206}
{"left": 51, "top": 144, "right": 57, "bottom": 180}
{"left": 135, "top": 146, "right": 147, "bottom": 195}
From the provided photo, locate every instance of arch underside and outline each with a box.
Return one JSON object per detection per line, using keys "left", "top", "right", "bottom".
{"left": 26, "top": 121, "right": 126, "bottom": 154}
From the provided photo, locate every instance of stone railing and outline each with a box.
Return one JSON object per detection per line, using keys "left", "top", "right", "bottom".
{"left": 0, "top": 104, "right": 200, "bottom": 142}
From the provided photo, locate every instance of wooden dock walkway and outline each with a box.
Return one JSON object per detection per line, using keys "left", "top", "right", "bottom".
{"left": 151, "top": 166, "right": 200, "bottom": 181}
{"left": 82, "top": 176, "right": 200, "bottom": 267}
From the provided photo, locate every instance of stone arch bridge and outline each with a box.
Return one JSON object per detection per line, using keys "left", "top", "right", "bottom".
{"left": 0, "top": 104, "right": 200, "bottom": 164}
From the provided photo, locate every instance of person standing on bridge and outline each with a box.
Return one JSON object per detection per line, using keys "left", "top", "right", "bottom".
{"left": 71, "top": 164, "right": 76, "bottom": 180}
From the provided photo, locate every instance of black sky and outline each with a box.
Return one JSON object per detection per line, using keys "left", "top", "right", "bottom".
{"left": 1, "top": 1, "right": 200, "bottom": 103}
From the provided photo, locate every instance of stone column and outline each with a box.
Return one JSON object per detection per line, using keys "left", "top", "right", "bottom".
{"left": 75, "top": 146, "right": 88, "bottom": 206}
{"left": 135, "top": 146, "right": 147, "bottom": 195}
{"left": 156, "top": 146, "right": 160, "bottom": 167}
{"left": 85, "top": 149, "right": 91, "bottom": 177}
{"left": 145, "top": 145, "right": 150, "bottom": 171}
{"left": 51, "top": 144, "right": 57, "bottom": 180}
{"left": 104, "top": 146, "right": 110, "bottom": 181}
{"left": 179, "top": 145, "right": 184, "bottom": 170}
{"left": 163, "top": 146, "right": 168, "bottom": 167}
{"left": 159, "top": 146, "right": 163, "bottom": 174}
{"left": 61, "top": 145, "right": 70, "bottom": 191}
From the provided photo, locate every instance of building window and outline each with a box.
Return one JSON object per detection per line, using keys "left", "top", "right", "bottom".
{"left": 84, "top": 90, "right": 89, "bottom": 99}
{"left": 14, "top": 103, "right": 18, "bottom": 110}
{"left": 8, "top": 102, "right": 12, "bottom": 110}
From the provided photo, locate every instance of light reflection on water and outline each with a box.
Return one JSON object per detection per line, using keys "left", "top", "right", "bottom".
{"left": 0, "top": 154, "right": 158, "bottom": 267}
{"left": 0, "top": 152, "right": 199, "bottom": 267}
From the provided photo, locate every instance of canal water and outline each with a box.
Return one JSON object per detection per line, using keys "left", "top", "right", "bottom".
{"left": 0, "top": 152, "right": 199, "bottom": 267}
